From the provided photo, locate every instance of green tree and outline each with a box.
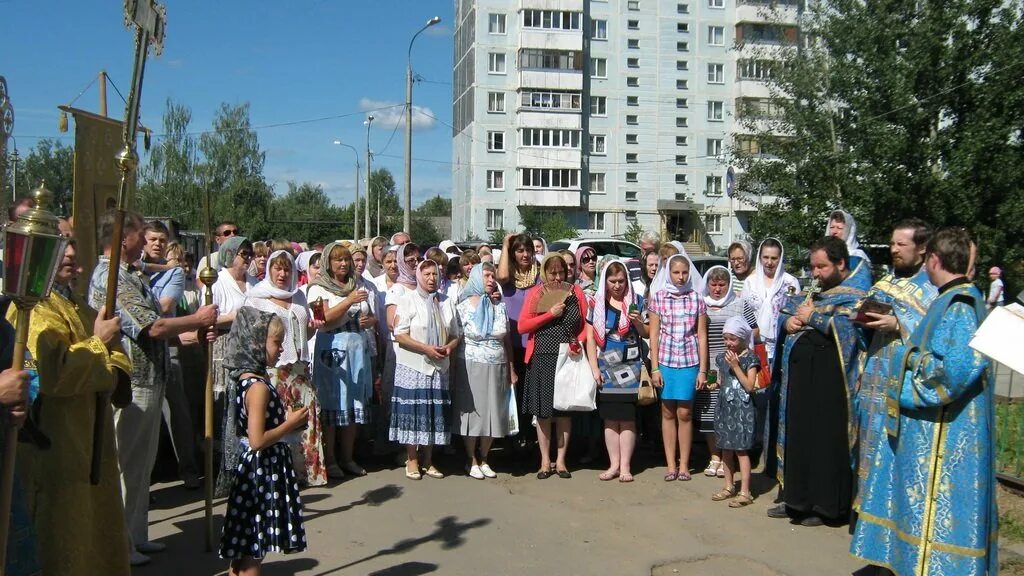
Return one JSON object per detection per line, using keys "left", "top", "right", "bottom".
{"left": 622, "top": 220, "right": 645, "bottom": 245}
{"left": 267, "top": 182, "right": 350, "bottom": 243}
{"left": 487, "top": 228, "right": 507, "bottom": 245}
{"left": 138, "top": 99, "right": 200, "bottom": 227}
{"left": 4, "top": 139, "right": 74, "bottom": 214}
{"left": 731, "top": 0, "right": 1024, "bottom": 287}
{"left": 518, "top": 205, "right": 578, "bottom": 241}
{"left": 415, "top": 195, "right": 451, "bottom": 218}
{"left": 363, "top": 167, "right": 401, "bottom": 239}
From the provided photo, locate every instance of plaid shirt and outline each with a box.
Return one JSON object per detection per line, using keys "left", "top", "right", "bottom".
{"left": 649, "top": 289, "right": 705, "bottom": 368}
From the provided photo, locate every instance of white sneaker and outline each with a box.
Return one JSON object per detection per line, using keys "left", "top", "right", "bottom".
{"left": 479, "top": 464, "right": 497, "bottom": 478}
{"left": 468, "top": 465, "right": 485, "bottom": 480}
{"left": 129, "top": 551, "right": 151, "bottom": 566}
{"left": 136, "top": 541, "right": 166, "bottom": 554}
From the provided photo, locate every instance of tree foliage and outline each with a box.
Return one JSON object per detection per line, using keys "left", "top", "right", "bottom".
{"left": 622, "top": 220, "right": 645, "bottom": 245}
{"left": 731, "top": 0, "right": 1024, "bottom": 288}
{"left": 3, "top": 138, "right": 74, "bottom": 214}
{"left": 518, "top": 205, "right": 579, "bottom": 241}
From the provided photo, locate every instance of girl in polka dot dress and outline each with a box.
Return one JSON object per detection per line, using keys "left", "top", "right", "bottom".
{"left": 220, "top": 307, "right": 309, "bottom": 575}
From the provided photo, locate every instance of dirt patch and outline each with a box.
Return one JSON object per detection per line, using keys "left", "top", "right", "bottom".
{"left": 652, "top": 555, "right": 783, "bottom": 576}
{"left": 1000, "top": 485, "right": 1024, "bottom": 542}
{"left": 1002, "top": 555, "right": 1024, "bottom": 576}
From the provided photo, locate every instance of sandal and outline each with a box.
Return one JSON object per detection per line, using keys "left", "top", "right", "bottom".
{"left": 716, "top": 462, "right": 726, "bottom": 478}
{"left": 619, "top": 473, "right": 634, "bottom": 483}
{"left": 423, "top": 466, "right": 444, "bottom": 479}
{"left": 677, "top": 471, "right": 692, "bottom": 481}
{"left": 664, "top": 471, "right": 679, "bottom": 482}
{"left": 404, "top": 462, "right": 421, "bottom": 480}
{"left": 537, "top": 469, "right": 554, "bottom": 480}
{"left": 704, "top": 460, "right": 721, "bottom": 477}
{"left": 599, "top": 470, "right": 620, "bottom": 481}
{"left": 712, "top": 486, "right": 737, "bottom": 501}
{"left": 729, "top": 492, "right": 755, "bottom": 508}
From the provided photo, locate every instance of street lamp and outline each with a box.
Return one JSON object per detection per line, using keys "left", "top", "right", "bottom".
{"left": 364, "top": 114, "right": 374, "bottom": 240}
{"left": 333, "top": 139, "right": 361, "bottom": 240}
{"left": 9, "top": 139, "right": 18, "bottom": 202}
{"left": 405, "top": 15, "right": 441, "bottom": 233}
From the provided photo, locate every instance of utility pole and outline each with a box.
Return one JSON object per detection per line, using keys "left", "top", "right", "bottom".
{"left": 365, "top": 115, "right": 373, "bottom": 240}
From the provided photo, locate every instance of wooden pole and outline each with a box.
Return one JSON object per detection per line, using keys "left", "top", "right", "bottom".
{"left": 0, "top": 305, "right": 31, "bottom": 573}
{"left": 99, "top": 70, "right": 107, "bottom": 118}
{"left": 199, "top": 177, "right": 217, "bottom": 552}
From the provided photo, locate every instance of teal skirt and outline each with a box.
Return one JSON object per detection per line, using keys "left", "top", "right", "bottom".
{"left": 659, "top": 364, "right": 698, "bottom": 402}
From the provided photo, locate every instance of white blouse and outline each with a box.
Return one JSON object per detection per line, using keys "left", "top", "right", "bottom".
{"left": 243, "top": 291, "right": 310, "bottom": 366}
{"left": 394, "top": 290, "right": 460, "bottom": 376}
{"left": 212, "top": 269, "right": 248, "bottom": 316}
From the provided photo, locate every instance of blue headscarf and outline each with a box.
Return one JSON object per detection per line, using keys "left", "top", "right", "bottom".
{"left": 458, "top": 263, "right": 495, "bottom": 337}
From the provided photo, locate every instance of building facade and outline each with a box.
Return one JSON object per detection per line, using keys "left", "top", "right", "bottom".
{"left": 452, "top": 0, "right": 797, "bottom": 252}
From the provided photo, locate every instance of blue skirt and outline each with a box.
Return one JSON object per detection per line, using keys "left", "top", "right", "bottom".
{"left": 659, "top": 364, "right": 698, "bottom": 402}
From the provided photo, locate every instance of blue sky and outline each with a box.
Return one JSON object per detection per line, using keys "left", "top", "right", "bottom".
{"left": 3, "top": 0, "right": 455, "bottom": 207}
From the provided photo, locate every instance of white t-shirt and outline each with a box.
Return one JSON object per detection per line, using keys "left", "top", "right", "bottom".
{"left": 989, "top": 278, "right": 1004, "bottom": 305}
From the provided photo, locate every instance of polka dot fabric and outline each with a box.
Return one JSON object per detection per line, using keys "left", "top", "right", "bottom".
{"left": 219, "top": 376, "right": 307, "bottom": 559}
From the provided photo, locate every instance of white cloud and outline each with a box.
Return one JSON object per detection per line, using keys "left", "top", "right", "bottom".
{"left": 359, "top": 98, "right": 436, "bottom": 132}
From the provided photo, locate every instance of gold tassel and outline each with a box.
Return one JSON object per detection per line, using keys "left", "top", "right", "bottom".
{"left": 58, "top": 110, "right": 68, "bottom": 133}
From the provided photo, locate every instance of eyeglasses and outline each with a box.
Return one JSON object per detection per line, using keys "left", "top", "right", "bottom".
{"left": 237, "top": 251, "right": 254, "bottom": 259}
{"left": 219, "top": 229, "right": 239, "bottom": 237}
{"left": 728, "top": 257, "right": 747, "bottom": 263}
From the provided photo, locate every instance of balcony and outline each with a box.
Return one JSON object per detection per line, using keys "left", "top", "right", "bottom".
{"left": 736, "top": 2, "right": 799, "bottom": 25}
{"left": 518, "top": 188, "right": 582, "bottom": 207}
{"left": 521, "top": 0, "right": 584, "bottom": 11}
{"left": 519, "top": 69, "right": 583, "bottom": 91}
{"left": 516, "top": 110, "right": 581, "bottom": 129}
{"left": 520, "top": 29, "right": 583, "bottom": 52}
{"left": 516, "top": 148, "right": 582, "bottom": 168}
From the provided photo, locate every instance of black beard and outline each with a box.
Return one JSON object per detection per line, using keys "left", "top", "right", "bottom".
{"left": 819, "top": 270, "right": 844, "bottom": 290}
{"left": 893, "top": 260, "right": 922, "bottom": 278}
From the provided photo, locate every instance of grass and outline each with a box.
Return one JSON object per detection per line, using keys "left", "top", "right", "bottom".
{"left": 998, "top": 400, "right": 1024, "bottom": 478}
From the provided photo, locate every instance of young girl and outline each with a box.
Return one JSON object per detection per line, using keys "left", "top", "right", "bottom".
{"left": 711, "top": 316, "right": 760, "bottom": 507}
{"left": 649, "top": 253, "right": 708, "bottom": 481}
{"left": 221, "top": 307, "right": 309, "bottom": 575}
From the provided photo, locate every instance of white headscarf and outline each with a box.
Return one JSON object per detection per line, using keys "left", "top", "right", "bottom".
{"left": 247, "top": 249, "right": 299, "bottom": 300}
{"left": 295, "top": 250, "right": 317, "bottom": 274}
{"left": 723, "top": 315, "right": 754, "bottom": 348}
{"left": 439, "top": 239, "right": 459, "bottom": 255}
{"left": 650, "top": 241, "right": 704, "bottom": 295}
{"left": 591, "top": 259, "right": 638, "bottom": 347}
{"left": 826, "top": 209, "right": 870, "bottom": 264}
{"left": 744, "top": 238, "right": 790, "bottom": 334}
{"left": 702, "top": 265, "right": 735, "bottom": 307}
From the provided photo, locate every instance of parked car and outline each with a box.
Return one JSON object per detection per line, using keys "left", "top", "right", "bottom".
{"left": 548, "top": 238, "right": 645, "bottom": 282}
{"left": 690, "top": 255, "right": 729, "bottom": 278}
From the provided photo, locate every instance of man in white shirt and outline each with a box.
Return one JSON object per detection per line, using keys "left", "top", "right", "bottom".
{"left": 195, "top": 221, "right": 241, "bottom": 278}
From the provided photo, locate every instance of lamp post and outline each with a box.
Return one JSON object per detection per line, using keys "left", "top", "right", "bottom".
{"left": 364, "top": 114, "right": 374, "bottom": 240}
{"left": 9, "top": 142, "right": 17, "bottom": 202}
{"left": 333, "top": 140, "right": 360, "bottom": 240}
{"left": 405, "top": 15, "right": 441, "bottom": 233}
{"left": 0, "top": 182, "right": 66, "bottom": 569}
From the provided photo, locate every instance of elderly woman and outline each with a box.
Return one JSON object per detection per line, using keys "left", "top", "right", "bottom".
{"left": 587, "top": 260, "right": 648, "bottom": 483}
{"left": 308, "top": 242, "right": 375, "bottom": 478}
{"left": 392, "top": 260, "right": 461, "bottom": 480}
{"left": 453, "top": 263, "right": 515, "bottom": 479}
{"left": 365, "top": 236, "right": 389, "bottom": 279}
{"left": 243, "top": 249, "right": 327, "bottom": 486}
{"left": 697, "top": 265, "right": 759, "bottom": 477}
{"left": 518, "top": 255, "right": 589, "bottom": 479}
{"left": 727, "top": 241, "right": 754, "bottom": 297}
{"left": 372, "top": 246, "right": 401, "bottom": 454}
{"left": 212, "top": 235, "right": 254, "bottom": 495}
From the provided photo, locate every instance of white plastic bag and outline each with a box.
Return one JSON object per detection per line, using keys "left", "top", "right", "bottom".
{"left": 553, "top": 343, "right": 597, "bottom": 411}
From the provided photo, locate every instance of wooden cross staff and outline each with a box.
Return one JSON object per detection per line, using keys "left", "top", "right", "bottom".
{"left": 91, "top": 0, "right": 166, "bottom": 487}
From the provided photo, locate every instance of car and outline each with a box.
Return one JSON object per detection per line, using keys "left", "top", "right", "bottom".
{"left": 548, "top": 238, "right": 645, "bottom": 283}
{"left": 689, "top": 255, "right": 729, "bottom": 278}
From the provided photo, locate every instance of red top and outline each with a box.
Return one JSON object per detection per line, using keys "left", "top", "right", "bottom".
{"left": 518, "top": 283, "right": 589, "bottom": 363}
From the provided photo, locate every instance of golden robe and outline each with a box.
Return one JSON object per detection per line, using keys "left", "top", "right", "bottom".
{"left": 7, "top": 290, "right": 132, "bottom": 576}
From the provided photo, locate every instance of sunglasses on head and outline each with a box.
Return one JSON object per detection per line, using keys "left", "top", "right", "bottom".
{"left": 219, "top": 228, "right": 239, "bottom": 237}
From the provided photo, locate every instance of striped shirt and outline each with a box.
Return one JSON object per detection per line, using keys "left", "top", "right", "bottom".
{"left": 649, "top": 289, "right": 706, "bottom": 368}
{"left": 706, "top": 298, "right": 759, "bottom": 360}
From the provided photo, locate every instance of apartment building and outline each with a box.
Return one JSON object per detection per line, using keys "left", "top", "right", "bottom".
{"left": 452, "top": 0, "right": 798, "bottom": 251}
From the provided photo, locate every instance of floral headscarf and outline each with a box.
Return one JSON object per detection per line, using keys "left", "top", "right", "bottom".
{"left": 223, "top": 307, "right": 276, "bottom": 381}
{"left": 396, "top": 243, "right": 419, "bottom": 288}
{"left": 591, "top": 259, "right": 637, "bottom": 348}
{"left": 309, "top": 241, "right": 356, "bottom": 298}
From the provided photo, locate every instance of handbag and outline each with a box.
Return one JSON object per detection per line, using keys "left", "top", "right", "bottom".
{"left": 507, "top": 386, "right": 520, "bottom": 436}
{"left": 637, "top": 365, "right": 658, "bottom": 406}
{"left": 553, "top": 342, "right": 597, "bottom": 411}
{"left": 753, "top": 342, "right": 771, "bottom": 390}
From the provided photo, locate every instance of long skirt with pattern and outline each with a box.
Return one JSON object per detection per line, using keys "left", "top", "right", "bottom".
{"left": 271, "top": 361, "right": 327, "bottom": 487}
{"left": 389, "top": 364, "right": 450, "bottom": 446}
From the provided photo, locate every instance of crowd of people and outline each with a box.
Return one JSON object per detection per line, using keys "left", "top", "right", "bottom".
{"left": 0, "top": 204, "right": 1004, "bottom": 576}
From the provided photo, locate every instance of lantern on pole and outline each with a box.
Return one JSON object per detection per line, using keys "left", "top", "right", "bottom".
{"left": 0, "top": 182, "right": 66, "bottom": 572}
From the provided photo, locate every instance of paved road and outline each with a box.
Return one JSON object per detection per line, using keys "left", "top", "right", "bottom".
{"left": 137, "top": 447, "right": 863, "bottom": 576}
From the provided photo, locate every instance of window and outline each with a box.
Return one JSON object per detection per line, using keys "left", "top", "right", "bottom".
{"left": 704, "top": 213, "right": 722, "bottom": 233}
{"left": 708, "top": 25, "right": 725, "bottom": 46}
{"left": 488, "top": 52, "right": 506, "bottom": 74}
{"left": 521, "top": 49, "right": 582, "bottom": 71}
{"left": 521, "top": 128, "right": 581, "bottom": 148}
{"left": 486, "top": 170, "right": 504, "bottom": 190}
{"left": 676, "top": 98, "right": 689, "bottom": 109}
{"left": 626, "top": 191, "right": 638, "bottom": 201}
{"left": 628, "top": 38, "right": 640, "bottom": 49}
{"left": 487, "top": 131, "right": 505, "bottom": 152}
{"left": 523, "top": 10, "right": 583, "bottom": 31}
{"left": 708, "top": 101, "right": 724, "bottom": 121}
{"left": 675, "top": 136, "right": 688, "bottom": 146}
{"left": 520, "top": 168, "right": 581, "bottom": 189}
{"left": 708, "top": 63, "right": 724, "bottom": 83}
{"left": 590, "top": 96, "right": 607, "bottom": 116}
{"left": 486, "top": 209, "right": 504, "bottom": 230}
{"left": 626, "top": 172, "right": 638, "bottom": 183}
{"left": 675, "top": 154, "right": 688, "bottom": 165}
{"left": 675, "top": 174, "right": 689, "bottom": 185}
{"left": 626, "top": 134, "right": 638, "bottom": 144}
{"left": 591, "top": 19, "right": 607, "bottom": 40}
{"left": 677, "top": 23, "right": 689, "bottom": 33}
{"left": 626, "top": 114, "right": 638, "bottom": 125}
{"left": 627, "top": 77, "right": 639, "bottom": 87}
{"left": 589, "top": 212, "right": 606, "bottom": 231}
{"left": 677, "top": 60, "right": 689, "bottom": 71}
{"left": 487, "top": 92, "right": 505, "bottom": 113}
{"left": 676, "top": 117, "right": 688, "bottom": 127}
{"left": 709, "top": 0, "right": 724, "bottom": 7}
{"left": 627, "top": 19, "right": 639, "bottom": 30}
{"left": 677, "top": 41, "right": 689, "bottom": 52}
{"left": 706, "top": 175, "right": 724, "bottom": 196}
{"left": 590, "top": 135, "right": 607, "bottom": 155}
{"left": 628, "top": 0, "right": 640, "bottom": 10}
{"left": 520, "top": 90, "right": 582, "bottom": 111}
{"left": 589, "top": 172, "right": 606, "bottom": 193}
{"left": 591, "top": 58, "right": 607, "bottom": 78}
{"left": 707, "top": 138, "right": 723, "bottom": 157}
{"left": 677, "top": 3, "right": 689, "bottom": 13}
{"left": 626, "top": 210, "right": 638, "bottom": 222}
{"left": 738, "top": 59, "right": 776, "bottom": 80}
{"left": 627, "top": 57, "right": 639, "bottom": 69}
{"left": 677, "top": 79, "right": 688, "bottom": 90}
{"left": 626, "top": 153, "right": 638, "bottom": 163}
{"left": 488, "top": 13, "right": 506, "bottom": 34}
{"left": 627, "top": 95, "right": 639, "bottom": 106}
